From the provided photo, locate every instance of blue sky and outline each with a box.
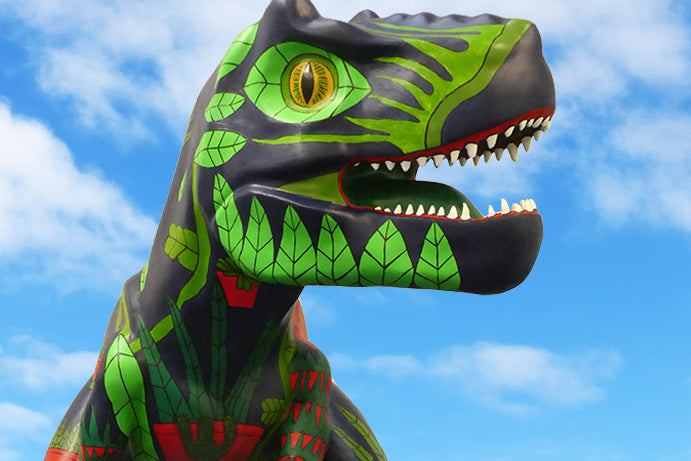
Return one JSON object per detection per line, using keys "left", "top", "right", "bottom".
{"left": 0, "top": 0, "right": 690, "bottom": 460}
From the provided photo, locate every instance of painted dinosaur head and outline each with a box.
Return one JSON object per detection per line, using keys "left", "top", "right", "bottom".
{"left": 183, "top": 0, "right": 555, "bottom": 295}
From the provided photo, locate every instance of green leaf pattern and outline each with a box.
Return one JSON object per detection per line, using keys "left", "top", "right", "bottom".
{"left": 274, "top": 206, "right": 317, "bottom": 285}
{"left": 164, "top": 223, "right": 199, "bottom": 271}
{"left": 359, "top": 220, "right": 413, "bottom": 287}
{"left": 414, "top": 222, "right": 461, "bottom": 290}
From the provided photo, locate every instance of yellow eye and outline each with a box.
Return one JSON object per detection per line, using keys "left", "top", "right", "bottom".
{"left": 289, "top": 60, "right": 334, "bottom": 107}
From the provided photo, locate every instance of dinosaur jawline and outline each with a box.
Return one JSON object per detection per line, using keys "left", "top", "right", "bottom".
{"left": 340, "top": 110, "right": 554, "bottom": 221}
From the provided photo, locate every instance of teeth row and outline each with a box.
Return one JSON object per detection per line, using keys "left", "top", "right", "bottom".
{"left": 373, "top": 199, "right": 537, "bottom": 219}
{"left": 487, "top": 198, "right": 538, "bottom": 217}
{"left": 363, "top": 116, "right": 552, "bottom": 171}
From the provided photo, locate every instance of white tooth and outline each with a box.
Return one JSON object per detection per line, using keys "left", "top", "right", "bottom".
{"left": 529, "top": 199, "right": 537, "bottom": 210}
{"left": 487, "top": 134, "right": 498, "bottom": 149}
{"left": 527, "top": 118, "right": 535, "bottom": 127}
{"left": 384, "top": 207, "right": 391, "bottom": 213}
{"left": 437, "top": 206, "right": 446, "bottom": 217}
{"left": 371, "top": 162, "right": 380, "bottom": 171}
{"left": 483, "top": 150, "right": 492, "bottom": 163}
{"left": 488, "top": 204, "right": 496, "bottom": 216}
{"left": 405, "top": 204, "right": 415, "bottom": 215}
{"left": 449, "top": 149, "right": 460, "bottom": 165}
{"left": 433, "top": 154, "right": 445, "bottom": 167}
{"left": 504, "top": 125, "right": 515, "bottom": 138}
{"left": 460, "top": 157, "right": 468, "bottom": 166}
{"left": 535, "top": 117, "right": 544, "bottom": 127}
{"left": 393, "top": 204, "right": 402, "bottom": 214}
{"left": 523, "top": 200, "right": 534, "bottom": 211}
{"left": 472, "top": 155, "right": 481, "bottom": 166}
{"left": 512, "top": 203, "right": 523, "bottom": 212}
{"left": 546, "top": 119, "right": 552, "bottom": 130}
{"left": 465, "top": 143, "right": 478, "bottom": 158}
{"left": 385, "top": 160, "right": 396, "bottom": 170}
{"left": 448, "top": 205, "right": 459, "bottom": 219}
{"left": 518, "top": 120, "right": 527, "bottom": 131}
{"left": 493, "top": 148, "right": 504, "bottom": 161}
{"left": 461, "top": 203, "right": 470, "bottom": 220}
{"left": 507, "top": 143, "right": 519, "bottom": 161}
{"left": 417, "top": 156, "right": 429, "bottom": 167}
{"left": 543, "top": 117, "right": 551, "bottom": 129}
{"left": 427, "top": 205, "right": 436, "bottom": 215}
{"left": 416, "top": 204, "right": 425, "bottom": 216}
{"left": 401, "top": 160, "right": 411, "bottom": 171}
{"left": 521, "top": 136, "right": 532, "bottom": 152}
{"left": 375, "top": 206, "right": 382, "bottom": 211}
{"left": 501, "top": 198, "right": 510, "bottom": 214}
{"left": 533, "top": 130, "right": 542, "bottom": 141}
{"left": 354, "top": 162, "right": 360, "bottom": 167}
{"left": 520, "top": 199, "right": 527, "bottom": 209}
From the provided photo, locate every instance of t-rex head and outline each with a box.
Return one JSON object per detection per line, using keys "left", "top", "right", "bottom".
{"left": 171, "top": 0, "right": 555, "bottom": 296}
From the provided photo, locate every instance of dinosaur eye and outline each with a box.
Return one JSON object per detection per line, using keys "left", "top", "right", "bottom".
{"left": 289, "top": 60, "right": 334, "bottom": 107}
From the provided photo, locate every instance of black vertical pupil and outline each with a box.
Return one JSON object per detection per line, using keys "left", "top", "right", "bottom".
{"left": 300, "top": 63, "right": 315, "bottom": 104}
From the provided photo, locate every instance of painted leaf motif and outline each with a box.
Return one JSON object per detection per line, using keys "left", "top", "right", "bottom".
{"left": 260, "top": 398, "right": 287, "bottom": 426}
{"left": 139, "top": 260, "right": 149, "bottom": 292}
{"left": 359, "top": 220, "right": 413, "bottom": 287}
{"left": 239, "top": 197, "right": 275, "bottom": 282}
{"left": 316, "top": 214, "right": 358, "bottom": 286}
{"left": 209, "top": 281, "right": 228, "bottom": 406}
{"left": 332, "top": 426, "right": 375, "bottom": 461}
{"left": 414, "top": 222, "right": 461, "bottom": 290}
{"left": 136, "top": 318, "right": 191, "bottom": 423}
{"left": 103, "top": 335, "right": 157, "bottom": 459}
{"left": 194, "top": 130, "right": 247, "bottom": 168}
{"left": 214, "top": 174, "right": 244, "bottom": 260}
{"left": 217, "top": 22, "right": 258, "bottom": 82}
{"left": 164, "top": 223, "right": 199, "bottom": 271}
{"left": 274, "top": 206, "right": 316, "bottom": 285}
{"left": 178, "top": 171, "right": 187, "bottom": 202}
{"left": 336, "top": 403, "right": 387, "bottom": 460}
{"left": 204, "top": 92, "right": 245, "bottom": 122}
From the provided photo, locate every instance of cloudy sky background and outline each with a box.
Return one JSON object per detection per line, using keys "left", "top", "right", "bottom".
{"left": 0, "top": 0, "right": 689, "bottom": 459}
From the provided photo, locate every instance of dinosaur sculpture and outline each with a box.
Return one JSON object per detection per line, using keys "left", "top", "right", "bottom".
{"left": 45, "top": 0, "right": 554, "bottom": 459}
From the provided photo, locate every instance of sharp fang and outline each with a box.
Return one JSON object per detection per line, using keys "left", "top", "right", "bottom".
{"left": 483, "top": 150, "right": 492, "bottom": 163}
{"left": 405, "top": 204, "right": 415, "bottom": 215}
{"left": 465, "top": 143, "right": 478, "bottom": 158}
{"left": 461, "top": 203, "right": 470, "bottom": 220}
{"left": 416, "top": 204, "right": 425, "bottom": 216}
{"left": 472, "top": 155, "right": 481, "bottom": 166}
{"left": 507, "top": 143, "right": 519, "bottom": 161}
{"left": 385, "top": 160, "right": 396, "bottom": 170}
{"left": 518, "top": 120, "right": 528, "bottom": 131}
{"left": 433, "top": 154, "right": 445, "bottom": 167}
{"left": 487, "top": 134, "right": 498, "bottom": 149}
{"left": 521, "top": 136, "right": 532, "bottom": 152}
{"left": 460, "top": 157, "right": 468, "bottom": 166}
{"left": 384, "top": 207, "right": 391, "bottom": 213}
{"left": 375, "top": 206, "right": 382, "bottom": 211}
{"left": 527, "top": 118, "right": 535, "bottom": 127}
{"left": 437, "top": 206, "right": 446, "bottom": 217}
{"left": 533, "top": 130, "right": 542, "bottom": 141}
{"left": 371, "top": 162, "right": 380, "bottom": 171}
{"left": 535, "top": 117, "right": 544, "bottom": 126}
{"left": 512, "top": 203, "right": 523, "bottom": 212}
{"left": 520, "top": 199, "right": 527, "bottom": 209}
{"left": 488, "top": 204, "right": 496, "bottom": 216}
{"left": 448, "top": 205, "right": 459, "bottom": 219}
{"left": 354, "top": 162, "right": 360, "bottom": 167}
{"left": 529, "top": 199, "right": 537, "bottom": 210}
{"left": 401, "top": 160, "right": 412, "bottom": 171}
{"left": 417, "top": 157, "right": 429, "bottom": 167}
{"left": 501, "top": 198, "right": 510, "bottom": 214}
{"left": 493, "top": 148, "right": 504, "bottom": 161}
{"left": 449, "top": 149, "right": 460, "bottom": 165}
{"left": 505, "top": 126, "right": 515, "bottom": 137}
{"left": 393, "top": 204, "right": 403, "bottom": 214}
{"left": 427, "top": 204, "right": 436, "bottom": 215}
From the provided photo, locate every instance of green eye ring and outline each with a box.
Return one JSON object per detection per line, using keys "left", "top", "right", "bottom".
{"left": 245, "top": 42, "right": 371, "bottom": 123}
{"left": 282, "top": 54, "right": 337, "bottom": 110}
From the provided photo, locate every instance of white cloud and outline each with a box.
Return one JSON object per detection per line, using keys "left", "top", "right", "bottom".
{"left": 0, "top": 336, "right": 98, "bottom": 392}
{"left": 0, "top": 102, "right": 155, "bottom": 291}
{"left": 0, "top": 402, "right": 53, "bottom": 461}
{"left": 333, "top": 342, "right": 620, "bottom": 414}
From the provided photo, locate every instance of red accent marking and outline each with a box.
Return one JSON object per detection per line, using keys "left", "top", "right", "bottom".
{"left": 293, "top": 403, "right": 302, "bottom": 421}
{"left": 95, "top": 447, "right": 106, "bottom": 457}
{"left": 93, "top": 355, "right": 103, "bottom": 382}
{"left": 315, "top": 406, "right": 323, "bottom": 426}
{"left": 301, "top": 434, "right": 313, "bottom": 449}
{"left": 290, "top": 432, "right": 301, "bottom": 448}
{"left": 319, "top": 444, "right": 327, "bottom": 461}
{"left": 292, "top": 300, "right": 317, "bottom": 349}
{"left": 326, "top": 379, "right": 331, "bottom": 396}
{"left": 319, "top": 373, "right": 325, "bottom": 391}
{"left": 153, "top": 422, "right": 264, "bottom": 461}
{"left": 308, "top": 371, "right": 319, "bottom": 391}
{"left": 300, "top": 371, "right": 308, "bottom": 391}
{"left": 290, "top": 372, "right": 300, "bottom": 391}
{"left": 216, "top": 271, "right": 258, "bottom": 308}
{"left": 305, "top": 402, "right": 312, "bottom": 413}
{"left": 86, "top": 446, "right": 94, "bottom": 457}
{"left": 281, "top": 435, "right": 287, "bottom": 448}
{"left": 312, "top": 439, "right": 322, "bottom": 454}
{"left": 44, "top": 448, "right": 79, "bottom": 461}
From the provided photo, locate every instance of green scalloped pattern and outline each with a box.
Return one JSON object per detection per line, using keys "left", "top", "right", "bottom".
{"left": 273, "top": 206, "right": 317, "bottom": 285}
{"left": 316, "top": 214, "right": 358, "bottom": 286}
{"left": 414, "top": 222, "right": 461, "bottom": 290}
{"left": 194, "top": 130, "right": 247, "bottom": 168}
{"left": 359, "top": 220, "right": 413, "bottom": 287}
{"left": 238, "top": 197, "right": 275, "bottom": 282}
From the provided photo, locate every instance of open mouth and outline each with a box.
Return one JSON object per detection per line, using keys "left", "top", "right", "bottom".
{"left": 339, "top": 107, "right": 553, "bottom": 220}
